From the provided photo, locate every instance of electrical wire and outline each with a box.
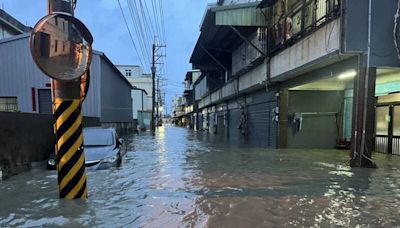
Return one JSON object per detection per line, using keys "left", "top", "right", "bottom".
{"left": 117, "top": 0, "right": 146, "bottom": 70}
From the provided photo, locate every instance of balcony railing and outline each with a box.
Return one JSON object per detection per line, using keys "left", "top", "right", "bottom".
{"left": 232, "top": 28, "right": 267, "bottom": 75}
{"left": 268, "top": 0, "right": 340, "bottom": 54}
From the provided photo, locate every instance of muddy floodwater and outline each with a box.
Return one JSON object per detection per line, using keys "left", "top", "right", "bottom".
{"left": 1, "top": 126, "right": 400, "bottom": 227}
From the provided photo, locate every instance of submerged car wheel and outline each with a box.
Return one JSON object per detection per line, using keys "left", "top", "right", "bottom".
{"left": 47, "top": 155, "right": 57, "bottom": 170}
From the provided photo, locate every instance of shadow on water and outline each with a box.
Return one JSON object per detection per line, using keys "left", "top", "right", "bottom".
{"left": 1, "top": 125, "right": 400, "bottom": 227}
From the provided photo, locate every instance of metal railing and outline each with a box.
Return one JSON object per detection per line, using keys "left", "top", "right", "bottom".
{"left": 232, "top": 28, "right": 267, "bottom": 75}
{"left": 268, "top": 0, "right": 340, "bottom": 54}
{"left": 375, "top": 135, "right": 400, "bottom": 155}
{"left": 375, "top": 135, "right": 389, "bottom": 154}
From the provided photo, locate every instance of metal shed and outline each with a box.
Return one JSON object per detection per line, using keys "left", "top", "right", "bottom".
{"left": 0, "top": 34, "right": 133, "bottom": 124}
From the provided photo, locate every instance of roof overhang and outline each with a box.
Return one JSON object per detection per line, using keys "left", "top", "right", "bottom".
{"left": 212, "top": 2, "right": 268, "bottom": 27}
{"left": 0, "top": 9, "right": 31, "bottom": 34}
{"left": 257, "top": 0, "right": 277, "bottom": 8}
{"left": 190, "top": 3, "right": 265, "bottom": 67}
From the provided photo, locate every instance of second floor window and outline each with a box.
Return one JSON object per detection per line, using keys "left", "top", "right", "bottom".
{"left": 126, "top": 69, "right": 132, "bottom": 77}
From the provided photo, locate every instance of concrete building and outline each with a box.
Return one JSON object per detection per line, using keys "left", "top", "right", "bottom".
{"left": 172, "top": 96, "right": 186, "bottom": 126}
{"left": 116, "top": 65, "right": 153, "bottom": 129}
{"left": 117, "top": 64, "right": 143, "bottom": 78}
{"left": 0, "top": 33, "right": 134, "bottom": 131}
{"left": 0, "top": 9, "right": 31, "bottom": 39}
{"left": 189, "top": 0, "right": 400, "bottom": 166}
{"left": 176, "top": 70, "right": 202, "bottom": 130}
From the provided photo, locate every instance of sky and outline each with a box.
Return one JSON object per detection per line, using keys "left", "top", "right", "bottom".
{"left": 1, "top": 0, "right": 214, "bottom": 114}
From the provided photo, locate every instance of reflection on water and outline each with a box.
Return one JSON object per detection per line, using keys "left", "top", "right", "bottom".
{"left": 1, "top": 126, "right": 400, "bottom": 227}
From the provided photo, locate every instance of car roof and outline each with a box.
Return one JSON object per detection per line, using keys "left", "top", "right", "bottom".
{"left": 83, "top": 128, "right": 116, "bottom": 134}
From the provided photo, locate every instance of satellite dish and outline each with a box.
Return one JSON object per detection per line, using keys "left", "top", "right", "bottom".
{"left": 30, "top": 13, "right": 93, "bottom": 81}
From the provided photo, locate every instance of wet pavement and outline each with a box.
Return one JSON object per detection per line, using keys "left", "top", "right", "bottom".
{"left": 1, "top": 125, "right": 400, "bottom": 227}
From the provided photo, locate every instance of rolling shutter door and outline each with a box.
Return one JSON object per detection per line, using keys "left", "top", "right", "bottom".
{"left": 38, "top": 89, "right": 52, "bottom": 114}
{"left": 247, "top": 100, "right": 277, "bottom": 148}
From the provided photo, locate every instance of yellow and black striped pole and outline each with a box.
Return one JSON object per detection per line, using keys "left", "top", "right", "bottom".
{"left": 29, "top": 0, "right": 93, "bottom": 199}
{"left": 54, "top": 98, "right": 88, "bottom": 199}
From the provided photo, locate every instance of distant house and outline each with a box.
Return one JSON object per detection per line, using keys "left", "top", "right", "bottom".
{"left": 0, "top": 9, "right": 31, "bottom": 39}
{"left": 116, "top": 65, "right": 154, "bottom": 129}
{"left": 0, "top": 33, "right": 134, "bottom": 132}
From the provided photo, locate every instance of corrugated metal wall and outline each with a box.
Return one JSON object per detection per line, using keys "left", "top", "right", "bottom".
{"left": 0, "top": 34, "right": 101, "bottom": 118}
{"left": 0, "top": 35, "right": 51, "bottom": 113}
{"left": 85, "top": 53, "right": 102, "bottom": 118}
{"left": 225, "top": 89, "right": 278, "bottom": 148}
{"left": 247, "top": 90, "right": 277, "bottom": 148}
{"left": 227, "top": 108, "right": 244, "bottom": 145}
{"left": 195, "top": 76, "right": 208, "bottom": 100}
{"left": 100, "top": 56, "right": 133, "bottom": 123}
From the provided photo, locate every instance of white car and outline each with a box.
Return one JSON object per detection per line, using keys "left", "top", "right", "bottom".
{"left": 47, "top": 128, "right": 126, "bottom": 170}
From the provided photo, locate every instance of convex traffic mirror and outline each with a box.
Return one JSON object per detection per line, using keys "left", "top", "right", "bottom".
{"left": 30, "top": 13, "right": 93, "bottom": 81}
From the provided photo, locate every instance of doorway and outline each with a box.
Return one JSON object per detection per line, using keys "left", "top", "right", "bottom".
{"left": 375, "top": 94, "right": 400, "bottom": 155}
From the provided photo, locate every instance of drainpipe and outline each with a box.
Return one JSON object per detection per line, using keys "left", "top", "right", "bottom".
{"left": 266, "top": 57, "right": 272, "bottom": 91}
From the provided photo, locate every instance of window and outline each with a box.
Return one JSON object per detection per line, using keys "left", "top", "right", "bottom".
{"left": 55, "top": 40, "right": 58, "bottom": 53}
{"left": 125, "top": 69, "right": 132, "bottom": 77}
{"left": 0, "top": 97, "right": 18, "bottom": 112}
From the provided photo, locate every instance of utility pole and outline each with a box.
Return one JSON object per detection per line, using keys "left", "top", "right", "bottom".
{"left": 151, "top": 39, "right": 166, "bottom": 131}
{"left": 30, "top": 0, "right": 93, "bottom": 199}
{"left": 151, "top": 44, "right": 156, "bottom": 132}
{"left": 156, "top": 77, "right": 160, "bottom": 125}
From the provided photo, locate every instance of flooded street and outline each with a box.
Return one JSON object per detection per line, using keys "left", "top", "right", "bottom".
{"left": 1, "top": 126, "right": 400, "bottom": 227}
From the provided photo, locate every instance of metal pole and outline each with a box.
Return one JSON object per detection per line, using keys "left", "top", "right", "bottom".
{"left": 151, "top": 44, "right": 156, "bottom": 132}
{"left": 156, "top": 77, "right": 160, "bottom": 126}
{"left": 49, "top": 0, "right": 88, "bottom": 199}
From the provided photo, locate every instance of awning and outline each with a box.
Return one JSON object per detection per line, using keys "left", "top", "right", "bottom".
{"left": 190, "top": 3, "right": 259, "bottom": 66}
{"left": 212, "top": 2, "right": 268, "bottom": 27}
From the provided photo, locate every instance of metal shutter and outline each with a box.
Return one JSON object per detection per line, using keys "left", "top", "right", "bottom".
{"left": 38, "top": 89, "right": 52, "bottom": 114}
{"left": 247, "top": 100, "right": 277, "bottom": 148}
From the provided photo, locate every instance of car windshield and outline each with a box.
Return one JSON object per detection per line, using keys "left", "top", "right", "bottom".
{"left": 83, "top": 130, "right": 114, "bottom": 146}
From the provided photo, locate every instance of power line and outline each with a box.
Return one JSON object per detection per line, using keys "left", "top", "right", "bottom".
{"left": 130, "top": 0, "right": 151, "bottom": 64}
{"left": 117, "top": 0, "right": 146, "bottom": 70}
{"left": 127, "top": 0, "right": 151, "bottom": 71}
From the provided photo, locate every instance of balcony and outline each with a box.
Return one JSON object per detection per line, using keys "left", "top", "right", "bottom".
{"left": 232, "top": 28, "right": 267, "bottom": 75}
{"left": 267, "top": 0, "right": 340, "bottom": 55}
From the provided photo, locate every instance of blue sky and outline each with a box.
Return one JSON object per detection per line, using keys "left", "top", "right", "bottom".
{"left": 1, "top": 0, "right": 214, "bottom": 114}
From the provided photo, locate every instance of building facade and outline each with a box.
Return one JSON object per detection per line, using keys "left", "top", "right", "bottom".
{"left": 0, "top": 34, "right": 134, "bottom": 132}
{"left": 0, "top": 9, "right": 30, "bottom": 39}
{"left": 116, "top": 65, "right": 154, "bottom": 130}
{"left": 187, "top": 0, "right": 400, "bottom": 166}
